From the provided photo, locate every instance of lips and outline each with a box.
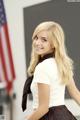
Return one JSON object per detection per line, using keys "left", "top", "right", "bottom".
{"left": 35, "top": 46, "right": 43, "bottom": 49}
{"left": 36, "top": 48, "right": 43, "bottom": 50}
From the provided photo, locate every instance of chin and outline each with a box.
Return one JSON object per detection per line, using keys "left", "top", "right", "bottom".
{"left": 36, "top": 53, "right": 43, "bottom": 55}
{"left": 36, "top": 52, "right": 44, "bottom": 55}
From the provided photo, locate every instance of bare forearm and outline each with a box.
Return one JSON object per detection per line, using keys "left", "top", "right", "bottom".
{"left": 25, "top": 106, "right": 49, "bottom": 120}
{"left": 67, "top": 78, "right": 80, "bottom": 106}
{"left": 68, "top": 86, "right": 80, "bottom": 105}
{"left": 71, "top": 89, "right": 80, "bottom": 105}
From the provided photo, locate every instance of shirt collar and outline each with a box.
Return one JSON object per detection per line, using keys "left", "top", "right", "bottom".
{"left": 38, "top": 52, "right": 55, "bottom": 63}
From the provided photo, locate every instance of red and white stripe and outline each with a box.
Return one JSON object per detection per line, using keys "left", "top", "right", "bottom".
{"left": 0, "top": 24, "right": 15, "bottom": 93}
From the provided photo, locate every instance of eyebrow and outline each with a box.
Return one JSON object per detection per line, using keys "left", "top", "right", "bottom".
{"left": 33, "top": 35, "right": 47, "bottom": 39}
{"left": 33, "top": 35, "right": 37, "bottom": 39}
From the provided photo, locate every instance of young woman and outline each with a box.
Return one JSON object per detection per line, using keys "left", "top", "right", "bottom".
{"left": 22, "top": 21, "right": 80, "bottom": 120}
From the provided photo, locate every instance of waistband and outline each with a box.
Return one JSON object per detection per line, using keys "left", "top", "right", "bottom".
{"left": 49, "top": 105, "right": 66, "bottom": 110}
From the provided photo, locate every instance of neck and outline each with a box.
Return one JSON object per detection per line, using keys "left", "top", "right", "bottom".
{"left": 38, "top": 51, "right": 55, "bottom": 63}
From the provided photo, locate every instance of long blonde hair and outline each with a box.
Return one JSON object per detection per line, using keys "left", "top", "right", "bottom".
{"left": 27, "top": 21, "right": 74, "bottom": 85}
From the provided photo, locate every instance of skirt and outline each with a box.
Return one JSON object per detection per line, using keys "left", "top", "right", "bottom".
{"left": 39, "top": 105, "right": 77, "bottom": 120}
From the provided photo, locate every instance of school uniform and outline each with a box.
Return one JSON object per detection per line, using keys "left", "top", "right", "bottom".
{"left": 22, "top": 52, "right": 77, "bottom": 120}
{"left": 30, "top": 52, "right": 77, "bottom": 120}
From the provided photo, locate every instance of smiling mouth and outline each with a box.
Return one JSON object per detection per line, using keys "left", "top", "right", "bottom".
{"left": 36, "top": 47, "right": 44, "bottom": 49}
{"left": 36, "top": 48, "right": 44, "bottom": 50}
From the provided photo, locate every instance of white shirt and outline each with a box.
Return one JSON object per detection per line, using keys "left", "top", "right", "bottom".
{"left": 30, "top": 58, "right": 65, "bottom": 109}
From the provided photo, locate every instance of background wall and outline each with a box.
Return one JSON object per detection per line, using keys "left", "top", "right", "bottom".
{"left": 4, "top": 0, "right": 80, "bottom": 120}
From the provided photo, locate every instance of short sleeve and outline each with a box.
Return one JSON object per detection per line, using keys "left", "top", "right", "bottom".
{"left": 33, "top": 64, "right": 51, "bottom": 85}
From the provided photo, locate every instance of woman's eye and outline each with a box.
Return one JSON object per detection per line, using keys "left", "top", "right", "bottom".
{"left": 42, "top": 38, "right": 47, "bottom": 42}
{"left": 34, "top": 35, "right": 38, "bottom": 40}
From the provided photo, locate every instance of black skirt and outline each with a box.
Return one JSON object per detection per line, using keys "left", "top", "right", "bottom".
{"left": 39, "top": 105, "right": 77, "bottom": 120}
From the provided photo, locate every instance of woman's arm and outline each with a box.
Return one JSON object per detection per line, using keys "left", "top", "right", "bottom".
{"left": 25, "top": 83, "right": 50, "bottom": 120}
{"left": 66, "top": 78, "right": 80, "bottom": 105}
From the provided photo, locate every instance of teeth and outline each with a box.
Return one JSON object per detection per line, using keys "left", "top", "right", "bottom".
{"left": 37, "top": 48, "right": 43, "bottom": 49}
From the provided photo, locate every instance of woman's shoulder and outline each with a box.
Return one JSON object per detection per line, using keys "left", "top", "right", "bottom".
{"left": 34, "top": 58, "right": 58, "bottom": 81}
{"left": 36, "top": 58, "right": 57, "bottom": 72}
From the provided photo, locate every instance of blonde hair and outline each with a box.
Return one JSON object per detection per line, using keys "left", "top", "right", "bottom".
{"left": 27, "top": 21, "right": 74, "bottom": 85}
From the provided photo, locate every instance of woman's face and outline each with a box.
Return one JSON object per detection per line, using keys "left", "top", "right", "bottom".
{"left": 33, "top": 30, "right": 54, "bottom": 57}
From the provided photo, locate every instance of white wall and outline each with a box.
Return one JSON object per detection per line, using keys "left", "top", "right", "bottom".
{"left": 4, "top": 0, "right": 80, "bottom": 120}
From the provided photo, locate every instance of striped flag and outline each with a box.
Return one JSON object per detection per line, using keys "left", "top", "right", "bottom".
{"left": 0, "top": 0, "right": 16, "bottom": 94}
